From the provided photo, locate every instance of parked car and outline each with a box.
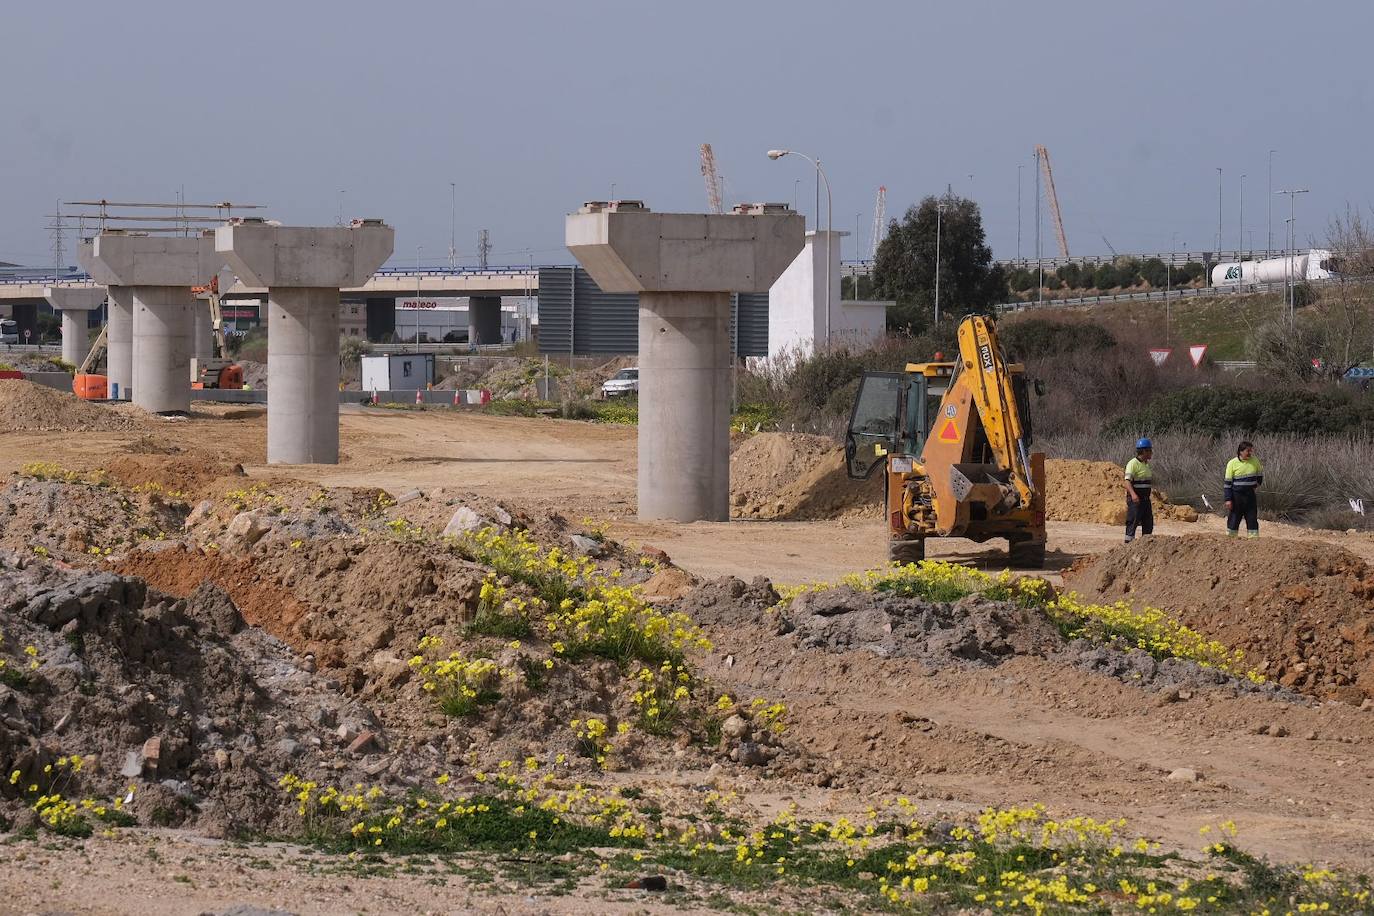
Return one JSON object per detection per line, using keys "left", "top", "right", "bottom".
{"left": 601, "top": 367, "right": 639, "bottom": 398}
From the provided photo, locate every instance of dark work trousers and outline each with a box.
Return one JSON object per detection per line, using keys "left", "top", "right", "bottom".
{"left": 1227, "top": 488, "right": 1259, "bottom": 534}
{"left": 1125, "top": 488, "right": 1154, "bottom": 541}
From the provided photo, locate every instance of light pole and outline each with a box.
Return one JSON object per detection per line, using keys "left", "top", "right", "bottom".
{"left": 793, "top": 179, "right": 800, "bottom": 213}
{"left": 336, "top": 190, "right": 346, "bottom": 227}
{"left": 1034, "top": 149, "right": 1042, "bottom": 307}
{"left": 449, "top": 182, "right": 456, "bottom": 270}
{"left": 1274, "top": 188, "right": 1309, "bottom": 323}
{"left": 1238, "top": 174, "right": 1246, "bottom": 260}
{"left": 934, "top": 200, "right": 946, "bottom": 325}
{"left": 1267, "top": 150, "right": 1275, "bottom": 254}
{"left": 1216, "top": 167, "right": 1223, "bottom": 256}
{"left": 768, "top": 149, "right": 832, "bottom": 349}
{"left": 415, "top": 245, "right": 422, "bottom": 350}
{"left": 1017, "top": 164, "right": 1023, "bottom": 261}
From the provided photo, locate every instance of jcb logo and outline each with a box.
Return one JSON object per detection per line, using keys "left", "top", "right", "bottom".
{"left": 979, "top": 343, "right": 995, "bottom": 373}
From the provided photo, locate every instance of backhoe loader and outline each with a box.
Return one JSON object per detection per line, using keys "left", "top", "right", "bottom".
{"left": 844, "top": 315, "right": 1047, "bottom": 568}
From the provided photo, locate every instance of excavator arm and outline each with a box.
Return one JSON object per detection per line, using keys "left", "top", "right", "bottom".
{"left": 956, "top": 316, "right": 1035, "bottom": 508}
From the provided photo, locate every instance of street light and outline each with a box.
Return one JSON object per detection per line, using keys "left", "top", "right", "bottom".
{"left": 1267, "top": 150, "right": 1276, "bottom": 254}
{"left": 1216, "top": 167, "right": 1223, "bottom": 257}
{"left": 415, "top": 245, "right": 423, "bottom": 350}
{"left": 1274, "top": 188, "right": 1309, "bottom": 324}
{"left": 767, "top": 149, "right": 833, "bottom": 349}
{"left": 449, "top": 182, "right": 456, "bottom": 270}
{"left": 1017, "top": 164, "right": 1023, "bottom": 261}
{"left": 1239, "top": 174, "right": 1246, "bottom": 259}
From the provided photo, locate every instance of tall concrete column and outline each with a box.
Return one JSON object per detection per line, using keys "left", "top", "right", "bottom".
{"left": 132, "top": 287, "right": 192, "bottom": 412}
{"left": 84, "top": 232, "right": 224, "bottom": 414}
{"left": 77, "top": 242, "right": 133, "bottom": 398}
{"left": 217, "top": 219, "right": 394, "bottom": 464}
{"left": 106, "top": 288, "right": 134, "bottom": 398}
{"left": 468, "top": 296, "right": 502, "bottom": 345}
{"left": 566, "top": 201, "right": 803, "bottom": 522}
{"left": 43, "top": 286, "right": 105, "bottom": 367}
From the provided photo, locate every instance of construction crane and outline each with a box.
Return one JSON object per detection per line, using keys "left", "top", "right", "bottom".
{"left": 868, "top": 186, "right": 887, "bottom": 259}
{"left": 1034, "top": 145, "right": 1070, "bottom": 258}
{"left": 188, "top": 274, "right": 244, "bottom": 389}
{"left": 700, "top": 143, "right": 723, "bottom": 215}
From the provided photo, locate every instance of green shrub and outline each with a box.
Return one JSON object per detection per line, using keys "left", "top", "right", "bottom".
{"left": 1104, "top": 386, "right": 1374, "bottom": 437}
{"left": 1139, "top": 258, "right": 1168, "bottom": 288}
{"left": 1000, "top": 319, "right": 1116, "bottom": 360}
{"left": 1056, "top": 263, "right": 1082, "bottom": 288}
{"left": 1092, "top": 264, "right": 1120, "bottom": 289}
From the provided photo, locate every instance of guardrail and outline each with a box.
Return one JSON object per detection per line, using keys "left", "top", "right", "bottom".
{"left": 994, "top": 278, "right": 1335, "bottom": 312}
{"left": 1215, "top": 360, "right": 1258, "bottom": 371}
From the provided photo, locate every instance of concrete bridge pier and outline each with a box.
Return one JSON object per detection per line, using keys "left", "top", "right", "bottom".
{"left": 86, "top": 233, "right": 224, "bottom": 413}
{"left": 43, "top": 286, "right": 105, "bottom": 367}
{"left": 217, "top": 219, "right": 394, "bottom": 464}
{"left": 78, "top": 242, "right": 133, "bottom": 399}
{"left": 468, "top": 296, "right": 502, "bottom": 345}
{"left": 566, "top": 201, "right": 803, "bottom": 522}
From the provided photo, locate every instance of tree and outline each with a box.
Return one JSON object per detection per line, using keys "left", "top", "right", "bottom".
{"left": 871, "top": 192, "right": 1003, "bottom": 331}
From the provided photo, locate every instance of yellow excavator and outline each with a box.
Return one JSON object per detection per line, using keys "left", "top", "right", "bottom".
{"left": 845, "top": 314, "right": 1047, "bottom": 568}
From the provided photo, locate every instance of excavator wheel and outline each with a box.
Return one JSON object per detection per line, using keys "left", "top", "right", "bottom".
{"left": 888, "top": 537, "right": 925, "bottom": 566}
{"left": 1008, "top": 539, "right": 1046, "bottom": 570}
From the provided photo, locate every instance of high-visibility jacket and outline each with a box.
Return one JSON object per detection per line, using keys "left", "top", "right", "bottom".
{"left": 1124, "top": 457, "right": 1153, "bottom": 494}
{"left": 1223, "top": 456, "right": 1264, "bottom": 501}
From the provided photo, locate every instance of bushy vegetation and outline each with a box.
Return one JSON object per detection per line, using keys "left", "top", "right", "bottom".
{"left": 1105, "top": 387, "right": 1374, "bottom": 438}
{"left": 1004, "top": 259, "right": 1205, "bottom": 299}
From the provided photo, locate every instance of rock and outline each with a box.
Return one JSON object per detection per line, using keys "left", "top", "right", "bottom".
{"left": 639, "top": 566, "right": 699, "bottom": 602}
{"left": 185, "top": 500, "right": 214, "bottom": 529}
{"left": 337, "top": 723, "right": 359, "bottom": 745}
{"left": 365, "top": 624, "right": 395, "bottom": 651}
{"left": 226, "top": 512, "right": 268, "bottom": 547}
{"left": 734, "top": 741, "right": 769, "bottom": 767}
{"left": 394, "top": 488, "right": 423, "bottom": 505}
{"left": 721, "top": 715, "right": 750, "bottom": 740}
{"left": 442, "top": 507, "right": 486, "bottom": 537}
{"left": 1269, "top": 723, "right": 1289, "bottom": 738}
{"left": 570, "top": 534, "right": 604, "bottom": 557}
{"left": 214, "top": 749, "right": 231, "bottom": 770}
{"left": 492, "top": 505, "right": 513, "bottom": 527}
{"left": 641, "top": 546, "right": 672, "bottom": 565}
{"left": 1166, "top": 767, "right": 1200, "bottom": 783}
{"left": 140, "top": 736, "right": 162, "bottom": 774}
{"left": 274, "top": 738, "right": 302, "bottom": 759}
{"left": 626, "top": 875, "right": 668, "bottom": 891}
{"left": 200, "top": 906, "right": 299, "bottom": 916}
{"left": 348, "top": 730, "right": 381, "bottom": 755}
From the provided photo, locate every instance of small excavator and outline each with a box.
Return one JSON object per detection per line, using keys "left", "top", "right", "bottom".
{"left": 845, "top": 314, "right": 1047, "bottom": 568}
{"left": 189, "top": 275, "right": 244, "bottom": 390}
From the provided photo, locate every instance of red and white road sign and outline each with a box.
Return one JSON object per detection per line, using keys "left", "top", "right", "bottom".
{"left": 1148, "top": 348, "right": 1172, "bottom": 367}
{"left": 1188, "top": 344, "right": 1208, "bottom": 367}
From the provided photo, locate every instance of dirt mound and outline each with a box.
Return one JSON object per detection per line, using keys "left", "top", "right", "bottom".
{"left": 103, "top": 453, "right": 248, "bottom": 500}
{"left": 0, "top": 476, "right": 189, "bottom": 562}
{"left": 1046, "top": 458, "right": 1198, "bottom": 524}
{"left": 0, "top": 379, "right": 142, "bottom": 433}
{"left": 1064, "top": 535, "right": 1374, "bottom": 701}
{"left": 0, "top": 552, "right": 395, "bottom": 837}
{"left": 729, "top": 432, "right": 881, "bottom": 520}
{"left": 782, "top": 587, "right": 1065, "bottom": 663}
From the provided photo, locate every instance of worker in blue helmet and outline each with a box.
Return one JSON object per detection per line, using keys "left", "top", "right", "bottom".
{"left": 1122, "top": 437, "right": 1154, "bottom": 544}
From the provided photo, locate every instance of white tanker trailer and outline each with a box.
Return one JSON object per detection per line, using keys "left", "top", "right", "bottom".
{"left": 1211, "top": 248, "right": 1338, "bottom": 286}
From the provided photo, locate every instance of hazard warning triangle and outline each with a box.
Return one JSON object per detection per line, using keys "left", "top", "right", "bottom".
{"left": 938, "top": 418, "right": 959, "bottom": 442}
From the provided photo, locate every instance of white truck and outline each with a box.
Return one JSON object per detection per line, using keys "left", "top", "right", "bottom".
{"left": 1211, "top": 248, "right": 1338, "bottom": 287}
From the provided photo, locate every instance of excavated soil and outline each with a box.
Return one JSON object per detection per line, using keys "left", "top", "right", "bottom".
{"left": 0, "top": 379, "right": 144, "bottom": 433}
{"left": 0, "top": 551, "right": 395, "bottom": 837}
{"left": 1064, "top": 535, "right": 1374, "bottom": 701}
{"left": 1045, "top": 458, "right": 1198, "bottom": 525}
{"left": 0, "top": 476, "right": 189, "bottom": 562}
{"left": 103, "top": 453, "right": 250, "bottom": 500}
{"left": 729, "top": 432, "right": 881, "bottom": 520}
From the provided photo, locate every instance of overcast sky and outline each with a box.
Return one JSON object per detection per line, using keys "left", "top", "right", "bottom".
{"left": 2, "top": 0, "right": 1370, "bottom": 269}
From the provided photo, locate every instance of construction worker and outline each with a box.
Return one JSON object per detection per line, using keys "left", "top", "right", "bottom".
{"left": 1123, "top": 437, "right": 1154, "bottom": 543}
{"left": 1224, "top": 440, "right": 1263, "bottom": 538}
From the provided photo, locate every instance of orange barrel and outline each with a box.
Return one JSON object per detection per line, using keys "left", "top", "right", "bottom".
{"left": 73, "top": 374, "right": 108, "bottom": 400}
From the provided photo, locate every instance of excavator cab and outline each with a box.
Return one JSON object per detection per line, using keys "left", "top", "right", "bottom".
{"left": 845, "top": 316, "right": 1048, "bottom": 568}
